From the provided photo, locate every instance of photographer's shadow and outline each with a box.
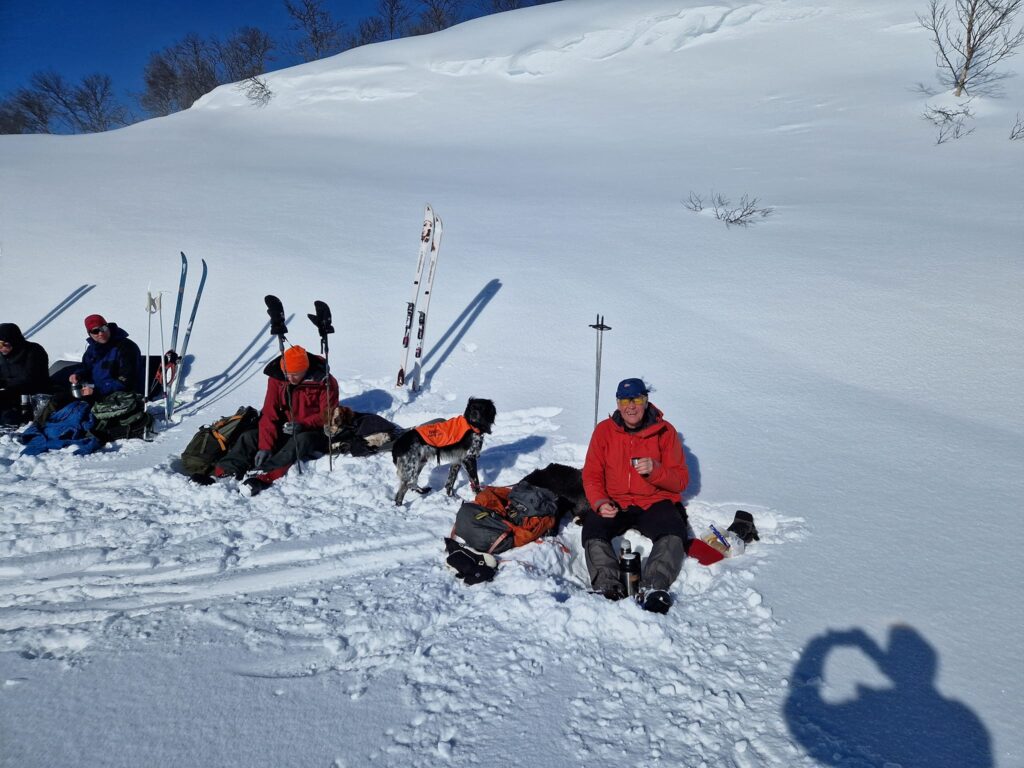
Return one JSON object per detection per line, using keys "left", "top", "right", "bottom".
{"left": 785, "top": 625, "right": 992, "bottom": 767}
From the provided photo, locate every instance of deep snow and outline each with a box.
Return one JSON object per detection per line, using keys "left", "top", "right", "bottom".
{"left": 1, "top": 1, "right": 1022, "bottom": 766}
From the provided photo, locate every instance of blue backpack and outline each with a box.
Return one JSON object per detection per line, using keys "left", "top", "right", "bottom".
{"left": 19, "top": 400, "right": 100, "bottom": 456}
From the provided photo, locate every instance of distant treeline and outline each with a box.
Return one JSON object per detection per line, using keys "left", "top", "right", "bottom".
{"left": 0, "top": 0, "right": 557, "bottom": 134}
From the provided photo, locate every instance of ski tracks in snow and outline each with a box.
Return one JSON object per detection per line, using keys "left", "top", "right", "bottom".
{"left": 0, "top": 386, "right": 809, "bottom": 765}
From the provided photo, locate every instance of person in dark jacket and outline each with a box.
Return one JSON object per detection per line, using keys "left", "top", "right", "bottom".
{"left": 0, "top": 322, "right": 50, "bottom": 425}
{"left": 581, "top": 377, "right": 689, "bottom": 613}
{"left": 68, "top": 314, "right": 142, "bottom": 401}
{"left": 213, "top": 345, "right": 339, "bottom": 495}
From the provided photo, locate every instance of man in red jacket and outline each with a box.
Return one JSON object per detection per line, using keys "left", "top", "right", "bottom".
{"left": 582, "top": 377, "right": 689, "bottom": 613}
{"left": 214, "top": 345, "right": 338, "bottom": 495}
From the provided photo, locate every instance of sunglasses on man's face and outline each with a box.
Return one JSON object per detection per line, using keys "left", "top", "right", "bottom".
{"left": 617, "top": 396, "right": 648, "bottom": 407}
{"left": 0, "top": 340, "right": 11, "bottom": 348}
{"left": 89, "top": 325, "right": 109, "bottom": 336}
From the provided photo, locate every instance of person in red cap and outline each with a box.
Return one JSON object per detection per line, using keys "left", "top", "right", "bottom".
{"left": 68, "top": 314, "right": 142, "bottom": 401}
{"left": 581, "top": 377, "right": 690, "bottom": 613}
{"left": 211, "top": 344, "right": 339, "bottom": 495}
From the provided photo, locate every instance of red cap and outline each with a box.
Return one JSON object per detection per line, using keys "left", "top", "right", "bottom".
{"left": 281, "top": 345, "right": 309, "bottom": 374}
{"left": 84, "top": 314, "right": 107, "bottom": 331}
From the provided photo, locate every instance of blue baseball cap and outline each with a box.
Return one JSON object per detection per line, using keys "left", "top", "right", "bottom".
{"left": 615, "top": 378, "right": 648, "bottom": 399}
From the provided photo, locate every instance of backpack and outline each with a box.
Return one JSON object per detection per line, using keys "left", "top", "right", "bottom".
{"left": 453, "top": 481, "right": 560, "bottom": 555}
{"left": 89, "top": 391, "right": 153, "bottom": 442}
{"left": 180, "top": 406, "right": 259, "bottom": 476}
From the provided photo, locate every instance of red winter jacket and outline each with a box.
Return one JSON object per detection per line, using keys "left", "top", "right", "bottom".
{"left": 582, "top": 404, "right": 689, "bottom": 512}
{"left": 258, "top": 354, "right": 339, "bottom": 451}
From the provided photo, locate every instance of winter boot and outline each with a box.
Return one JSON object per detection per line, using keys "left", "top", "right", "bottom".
{"left": 638, "top": 589, "right": 672, "bottom": 614}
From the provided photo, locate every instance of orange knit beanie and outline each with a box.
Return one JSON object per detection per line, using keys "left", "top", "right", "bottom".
{"left": 281, "top": 345, "right": 309, "bottom": 374}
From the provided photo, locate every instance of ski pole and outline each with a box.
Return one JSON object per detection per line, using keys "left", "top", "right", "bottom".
{"left": 145, "top": 289, "right": 159, "bottom": 438}
{"left": 265, "top": 295, "right": 301, "bottom": 475}
{"left": 308, "top": 300, "right": 335, "bottom": 471}
{"left": 589, "top": 314, "right": 611, "bottom": 428}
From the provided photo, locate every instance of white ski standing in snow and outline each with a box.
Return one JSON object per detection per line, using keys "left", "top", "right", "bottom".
{"left": 409, "top": 212, "right": 442, "bottom": 391}
{"left": 396, "top": 204, "right": 436, "bottom": 387}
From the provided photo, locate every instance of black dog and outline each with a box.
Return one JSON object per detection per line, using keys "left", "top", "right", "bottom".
{"left": 520, "top": 463, "right": 589, "bottom": 521}
{"left": 391, "top": 398, "right": 497, "bottom": 505}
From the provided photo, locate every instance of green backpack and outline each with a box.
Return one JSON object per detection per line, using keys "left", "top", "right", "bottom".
{"left": 90, "top": 391, "right": 153, "bottom": 442}
{"left": 180, "top": 406, "right": 259, "bottom": 476}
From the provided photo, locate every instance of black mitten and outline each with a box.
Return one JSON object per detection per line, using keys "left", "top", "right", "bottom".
{"left": 444, "top": 538, "right": 497, "bottom": 585}
{"left": 727, "top": 510, "right": 760, "bottom": 543}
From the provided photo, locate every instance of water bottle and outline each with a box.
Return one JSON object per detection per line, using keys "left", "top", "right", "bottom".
{"left": 20, "top": 394, "right": 32, "bottom": 423}
{"left": 71, "top": 382, "right": 84, "bottom": 399}
{"left": 701, "top": 523, "right": 744, "bottom": 557}
{"left": 618, "top": 540, "right": 641, "bottom": 597}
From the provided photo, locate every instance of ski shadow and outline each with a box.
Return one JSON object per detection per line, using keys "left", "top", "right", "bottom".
{"left": 785, "top": 625, "right": 993, "bottom": 768}
{"left": 23, "top": 284, "right": 96, "bottom": 339}
{"left": 411, "top": 278, "right": 502, "bottom": 400}
{"left": 341, "top": 389, "right": 395, "bottom": 416}
{"left": 179, "top": 318, "right": 289, "bottom": 415}
{"left": 680, "top": 433, "right": 701, "bottom": 501}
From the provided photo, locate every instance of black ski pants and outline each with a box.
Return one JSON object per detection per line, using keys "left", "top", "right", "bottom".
{"left": 216, "top": 427, "right": 328, "bottom": 477}
{"left": 582, "top": 499, "right": 688, "bottom": 592}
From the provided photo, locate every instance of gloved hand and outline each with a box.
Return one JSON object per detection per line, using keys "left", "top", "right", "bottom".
{"left": 444, "top": 538, "right": 497, "bottom": 585}
{"left": 254, "top": 449, "right": 271, "bottom": 469}
{"left": 727, "top": 510, "right": 760, "bottom": 543}
{"left": 282, "top": 421, "right": 300, "bottom": 436}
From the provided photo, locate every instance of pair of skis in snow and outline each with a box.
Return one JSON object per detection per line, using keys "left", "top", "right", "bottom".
{"left": 146, "top": 252, "right": 207, "bottom": 422}
{"left": 396, "top": 204, "right": 443, "bottom": 390}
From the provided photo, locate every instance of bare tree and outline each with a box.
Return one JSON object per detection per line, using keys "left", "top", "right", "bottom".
{"left": 378, "top": 0, "right": 414, "bottom": 40}
{"left": 1009, "top": 111, "right": 1024, "bottom": 138}
{"left": 140, "top": 52, "right": 181, "bottom": 117}
{"left": 923, "top": 100, "right": 977, "bottom": 142}
{"left": 919, "top": 0, "right": 1024, "bottom": 96}
{"left": 412, "top": 0, "right": 462, "bottom": 34}
{"left": 219, "top": 27, "right": 275, "bottom": 82}
{"left": 140, "top": 34, "right": 222, "bottom": 116}
{"left": 72, "top": 74, "right": 132, "bottom": 132}
{"left": 349, "top": 16, "right": 388, "bottom": 47}
{"left": 284, "top": 0, "right": 346, "bottom": 61}
{"left": 0, "top": 89, "right": 53, "bottom": 133}
{"left": 0, "top": 70, "right": 130, "bottom": 134}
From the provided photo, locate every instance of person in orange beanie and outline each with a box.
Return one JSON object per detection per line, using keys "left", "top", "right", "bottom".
{"left": 212, "top": 344, "right": 338, "bottom": 495}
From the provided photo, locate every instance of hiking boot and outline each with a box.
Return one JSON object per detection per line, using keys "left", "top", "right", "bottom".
{"left": 189, "top": 473, "right": 215, "bottom": 486}
{"left": 639, "top": 589, "right": 672, "bottom": 614}
{"left": 240, "top": 477, "right": 271, "bottom": 497}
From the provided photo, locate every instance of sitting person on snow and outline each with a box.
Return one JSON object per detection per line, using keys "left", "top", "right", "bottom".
{"left": 0, "top": 322, "right": 49, "bottom": 427}
{"left": 67, "top": 314, "right": 142, "bottom": 402}
{"left": 213, "top": 345, "right": 339, "bottom": 495}
{"left": 582, "top": 377, "right": 689, "bottom": 614}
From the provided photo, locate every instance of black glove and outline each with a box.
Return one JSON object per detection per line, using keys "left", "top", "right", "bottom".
{"left": 254, "top": 449, "right": 271, "bottom": 469}
{"left": 727, "top": 510, "right": 760, "bottom": 543}
{"left": 444, "top": 538, "right": 497, "bottom": 585}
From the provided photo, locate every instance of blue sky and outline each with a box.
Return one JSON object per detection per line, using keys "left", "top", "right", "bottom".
{"left": 0, "top": 0, "right": 380, "bottom": 99}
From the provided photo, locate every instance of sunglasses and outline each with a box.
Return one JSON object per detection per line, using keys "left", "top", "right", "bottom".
{"left": 617, "top": 396, "right": 648, "bottom": 407}
{"left": 89, "top": 325, "right": 109, "bottom": 336}
{"left": 0, "top": 340, "right": 11, "bottom": 348}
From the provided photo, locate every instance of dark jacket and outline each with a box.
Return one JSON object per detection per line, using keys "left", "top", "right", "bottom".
{"left": 258, "top": 354, "right": 339, "bottom": 451}
{"left": 72, "top": 323, "right": 142, "bottom": 397}
{"left": 582, "top": 403, "right": 689, "bottom": 512}
{"left": 0, "top": 322, "right": 50, "bottom": 396}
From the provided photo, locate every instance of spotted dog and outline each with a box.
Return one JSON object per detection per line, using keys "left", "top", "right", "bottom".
{"left": 391, "top": 398, "right": 496, "bottom": 505}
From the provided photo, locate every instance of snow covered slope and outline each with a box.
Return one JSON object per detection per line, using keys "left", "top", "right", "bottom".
{"left": 1, "top": 1, "right": 1021, "bottom": 766}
